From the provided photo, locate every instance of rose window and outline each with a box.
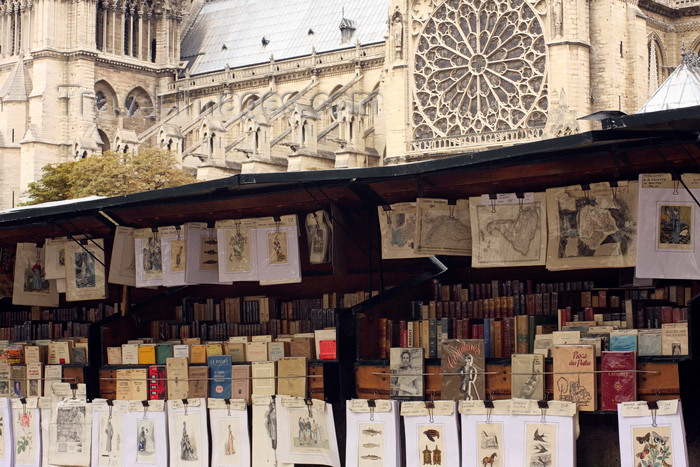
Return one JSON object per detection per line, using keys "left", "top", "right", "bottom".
{"left": 413, "top": 0, "right": 548, "bottom": 140}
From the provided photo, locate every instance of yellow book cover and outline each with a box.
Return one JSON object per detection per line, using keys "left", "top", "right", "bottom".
{"left": 276, "top": 357, "right": 307, "bottom": 398}
{"left": 137, "top": 345, "right": 157, "bottom": 365}
{"left": 190, "top": 345, "right": 207, "bottom": 364}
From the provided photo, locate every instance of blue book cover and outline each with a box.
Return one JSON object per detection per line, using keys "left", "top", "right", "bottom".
{"left": 483, "top": 318, "right": 491, "bottom": 358}
{"left": 208, "top": 354, "right": 232, "bottom": 398}
{"left": 609, "top": 332, "right": 638, "bottom": 352}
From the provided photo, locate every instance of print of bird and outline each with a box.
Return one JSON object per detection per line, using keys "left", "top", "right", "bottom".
{"left": 424, "top": 429, "right": 440, "bottom": 442}
{"left": 533, "top": 428, "right": 546, "bottom": 442}
{"left": 534, "top": 444, "right": 548, "bottom": 453}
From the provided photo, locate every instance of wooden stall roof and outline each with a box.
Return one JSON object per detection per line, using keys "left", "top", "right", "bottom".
{"left": 0, "top": 105, "right": 699, "bottom": 245}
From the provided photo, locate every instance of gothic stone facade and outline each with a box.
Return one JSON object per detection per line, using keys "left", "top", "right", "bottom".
{"left": 0, "top": 0, "right": 696, "bottom": 209}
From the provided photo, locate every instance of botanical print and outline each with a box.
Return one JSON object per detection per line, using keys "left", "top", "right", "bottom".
{"left": 199, "top": 235, "right": 218, "bottom": 271}
{"left": 73, "top": 250, "right": 96, "bottom": 289}
{"left": 14, "top": 408, "right": 38, "bottom": 464}
{"left": 175, "top": 414, "right": 202, "bottom": 463}
{"left": 97, "top": 412, "right": 122, "bottom": 466}
{"left": 136, "top": 418, "right": 156, "bottom": 463}
{"left": 289, "top": 407, "right": 331, "bottom": 455}
{"left": 142, "top": 236, "right": 162, "bottom": 279}
{"left": 226, "top": 229, "right": 251, "bottom": 272}
{"left": 358, "top": 422, "right": 385, "bottom": 466}
{"left": 218, "top": 419, "right": 240, "bottom": 465}
{"left": 417, "top": 425, "right": 444, "bottom": 466}
{"left": 476, "top": 422, "right": 503, "bottom": 467}
{"left": 268, "top": 231, "right": 288, "bottom": 265}
{"left": 525, "top": 423, "right": 557, "bottom": 467}
{"left": 632, "top": 425, "right": 673, "bottom": 467}
{"left": 56, "top": 405, "right": 86, "bottom": 454}
{"left": 657, "top": 204, "right": 692, "bottom": 250}
{"left": 170, "top": 238, "right": 186, "bottom": 272}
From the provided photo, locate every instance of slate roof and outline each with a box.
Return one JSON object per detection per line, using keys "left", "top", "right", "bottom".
{"left": 638, "top": 50, "right": 700, "bottom": 113}
{"left": 0, "top": 55, "right": 32, "bottom": 101}
{"left": 181, "top": 0, "right": 390, "bottom": 76}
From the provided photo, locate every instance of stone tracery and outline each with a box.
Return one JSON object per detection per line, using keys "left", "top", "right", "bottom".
{"left": 412, "top": 0, "right": 548, "bottom": 142}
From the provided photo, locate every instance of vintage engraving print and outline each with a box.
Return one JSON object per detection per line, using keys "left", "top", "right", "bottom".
{"left": 97, "top": 411, "right": 122, "bottom": 466}
{"left": 289, "top": 407, "right": 331, "bottom": 455}
{"left": 55, "top": 405, "right": 87, "bottom": 457}
{"left": 169, "top": 238, "right": 186, "bottom": 272}
{"left": 142, "top": 236, "right": 162, "bottom": 280}
{"left": 417, "top": 424, "right": 444, "bottom": 467}
{"left": 251, "top": 398, "right": 279, "bottom": 466}
{"left": 377, "top": 203, "right": 426, "bottom": 259}
{"left": 174, "top": 414, "right": 202, "bottom": 464}
{"left": 218, "top": 418, "right": 240, "bottom": 466}
{"left": 14, "top": 407, "right": 38, "bottom": 464}
{"left": 657, "top": 203, "right": 693, "bottom": 250}
{"left": 225, "top": 229, "right": 251, "bottom": 273}
{"left": 415, "top": 198, "right": 472, "bottom": 256}
{"left": 525, "top": 423, "right": 557, "bottom": 467}
{"left": 267, "top": 231, "right": 289, "bottom": 265}
{"left": 199, "top": 235, "right": 218, "bottom": 271}
{"left": 632, "top": 425, "right": 673, "bottom": 467}
{"left": 136, "top": 418, "right": 156, "bottom": 464}
{"left": 476, "top": 422, "right": 503, "bottom": 467}
{"left": 357, "top": 422, "right": 385, "bottom": 466}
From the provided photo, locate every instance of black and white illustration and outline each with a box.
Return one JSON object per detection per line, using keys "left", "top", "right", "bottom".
{"left": 136, "top": 418, "right": 156, "bottom": 463}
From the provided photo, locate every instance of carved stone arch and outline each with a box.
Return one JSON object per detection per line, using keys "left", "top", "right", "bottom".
{"left": 690, "top": 35, "right": 700, "bottom": 56}
{"left": 200, "top": 100, "right": 216, "bottom": 116}
{"left": 94, "top": 80, "right": 118, "bottom": 116}
{"left": 241, "top": 93, "right": 259, "bottom": 113}
{"left": 124, "top": 86, "right": 153, "bottom": 117}
{"left": 648, "top": 33, "right": 666, "bottom": 89}
{"left": 97, "top": 129, "right": 110, "bottom": 152}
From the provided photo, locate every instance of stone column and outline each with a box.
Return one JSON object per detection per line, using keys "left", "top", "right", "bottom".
{"left": 137, "top": 9, "right": 142, "bottom": 60}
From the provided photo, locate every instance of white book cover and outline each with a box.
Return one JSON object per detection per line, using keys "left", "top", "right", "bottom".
{"left": 208, "top": 398, "right": 251, "bottom": 466}
{"left": 167, "top": 398, "right": 209, "bottom": 467}
{"left": 159, "top": 225, "right": 187, "bottom": 287}
{"left": 122, "top": 400, "right": 168, "bottom": 467}
{"left": 91, "top": 399, "right": 128, "bottom": 467}
{"left": 401, "top": 400, "right": 459, "bottom": 467}
{"left": 216, "top": 218, "right": 260, "bottom": 282}
{"left": 345, "top": 399, "right": 401, "bottom": 467}
{"left": 275, "top": 396, "right": 341, "bottom": 467}
{"left": 618, "top": 399, "right": 688, "bottom": 467}
{"left": 256, "top": 215, "right": 301, "bottom": 285}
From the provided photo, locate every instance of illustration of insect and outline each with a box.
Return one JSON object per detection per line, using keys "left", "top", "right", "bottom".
{"left": 636, "top": 432, "right": 650, "bottom": 444}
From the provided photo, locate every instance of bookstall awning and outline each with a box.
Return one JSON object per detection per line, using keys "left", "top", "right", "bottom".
{"left": 0, "top": 105, "right": 699, "bottom": 245}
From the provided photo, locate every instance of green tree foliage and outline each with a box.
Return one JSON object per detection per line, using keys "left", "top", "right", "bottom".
{"left": 23, "top": 148, "right": 197, "bottom": 205}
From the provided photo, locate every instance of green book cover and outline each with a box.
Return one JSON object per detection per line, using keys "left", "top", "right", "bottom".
{"left": 155, "top": 343, "right": 173, "bottom": 365}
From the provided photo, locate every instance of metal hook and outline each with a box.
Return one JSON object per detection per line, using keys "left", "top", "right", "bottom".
{"left": 142, "top": 400, "right": 149, "bottom": 419}
{"left": 425, "top": 400, "right": 435, "bottom": 423}
{"left": 20, "top": 398, "right": 26, "bottom": 415}
{"left": 305, "top": 398, "right": 314, "bottom": 417}
{"left": 489, "top": 193, "right": 497, "bottom": 213}
{"left": 70, "top": 383, "right": 78, "bottom": 400}
{"left": 673, "top": 179, "right": 680, "bottom": 196}
{"left": 368, "top": 399, "right": 376, "bottom": 422}
{"left": 647, "top": 400, "right": 659, "bottom": 427}
{"left": 537, "top": 400, "right": 549, "bottom": 424}
{"left": 484, "top": 399, "right": 494, "bottom": 424}
{"left": 182, "top": 398, "right": 189, "bottom": 416}
{"left": 225, "top": 399, "right": 231, "bottom": 416}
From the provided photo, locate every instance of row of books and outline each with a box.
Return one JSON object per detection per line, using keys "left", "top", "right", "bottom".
{"left": 104, "top": 356, "right": 309, "bottom": 402}
{"left": 0, "top": 303, "right": 118, "bottom": 327}
{"left": 0, "top": 338, "right": 88, "bottom": 365}
{"left": 108, "top": 329, "right": 338, "bottom": 366}
{"left": 0, "top": 362, "right": 82, "bottom": 398}
{"left": 152, "top": 314, "right": 336, "bottom": 341}
{"left": 0, "top": 320, "right": 93, "bottom": 342}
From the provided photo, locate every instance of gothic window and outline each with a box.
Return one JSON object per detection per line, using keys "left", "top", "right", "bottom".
{"left": 124, "top": 87, "right": 153, "bottom": 117}
{"left": 412, "top": 0, "right": 547, "bottom": 140}
{"left": 151, "top": 39, "right": 157, "bottom": 62}
{"left": 648, "top": 37, "right": 664, "bottom": 92}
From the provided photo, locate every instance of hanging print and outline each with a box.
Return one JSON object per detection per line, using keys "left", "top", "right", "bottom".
{"left": 525, "top": 423, "right": 558, "bottom": 467}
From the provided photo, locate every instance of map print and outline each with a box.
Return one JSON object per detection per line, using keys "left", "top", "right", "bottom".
{"left": 470, "top": 193, "right": 546, "bottom": 267}
{"left": 546, "top": 181, "right": 638, "bottom": 270}
{"left": 377, "top": 202, "right": 428, "bottom": 259}
{"left": 415, "top": 198, "right": 472, "bottom": 256}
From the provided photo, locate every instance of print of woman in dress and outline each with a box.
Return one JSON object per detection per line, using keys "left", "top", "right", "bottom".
{"left": 224, "top": 424, "right": 235, "bottom": 455}
{"left": 180, "top": 421, "right": 198, "bottom": 461}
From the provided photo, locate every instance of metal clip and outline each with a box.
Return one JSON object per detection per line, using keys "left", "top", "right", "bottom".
{"left": 182, "top": 398, "right": 189, "bottom": 416}
{"left": 538, "top": 400, "right": 549, "bottom": 423}
{"left": 70, "top": 383, "right": 78, "bottom": 400}
{"left": 489, "top": 193, "right": 497, "bottom": 213}
{"left": 647, "top": 400, "right": 659, "bottom": 427}
{"left": 20, "top": 398, "right": 27, "bottom": 415}
{"left": 483, "top": 399, "right": 494, "bottom": 424}
{"left": 367, "top": 399, "right": 376, "bottom": 421}
{"left": 225, "top": 399, "right": 231, "bottom": 416}
{"left": 304, "top": 398, "right": 314, "bottom": 417}
{"left": 107, "top": 399, "right": 113, "bottom": 420}
{"left": 425, "top": 400, "right": 435, "bottom": 423}
{"left": 142, "top": 400, "right": 149, "bottom": 419}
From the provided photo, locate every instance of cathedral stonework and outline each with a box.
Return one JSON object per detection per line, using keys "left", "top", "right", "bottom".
{"left": 0, "top": 0, "right": 697, "bottom": 209}
{"left": 411, "top": 0, "right": 548, "bottom": 149}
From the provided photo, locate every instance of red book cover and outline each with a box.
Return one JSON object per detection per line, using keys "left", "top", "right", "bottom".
{"left": 584, "top": 307, "right": 594, "bottom": 322}
{"left": 319, "top": 340, "right": 337, "bottom": 359}
{"left": 600, "top": 351, "right": 636, "bottom": 411}
{"left": 661, "top": 306, "right": 674, "bottom": 324}
{"left": 399, "top": 320, "right": 408, "bottom": 347}
{"left": 148, "top": 365, "right": 167, "bottom": 400}
{"left": 526, "top": 294, "right": 536, "bottom": 315}
{"left": 378, "top": 318, "right": 388, "bottom": 358}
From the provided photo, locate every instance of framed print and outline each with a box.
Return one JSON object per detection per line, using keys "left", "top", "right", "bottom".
{"left": 64, "top": 238, "right": 106, "bottom": 301}
{"left": 167, "top": 399, "right": 209, "bottom": 467}
{"left": 123, "top": 400, "right": 168, "bottom": 467}
{"left": 134, "top": 228, "right": 163, "bottom": 288}
{"left": 401, "top": 401, "right": 459, "bottom": 467}
{"left": 91, "top": 399, "right": 128, "bottom": 467}
{"left": 12, "top": 243, "right": 59, "bottom": 307}
{"left": 208, "top": 398, "right": 250, "bottom": 466}
{"left": 159, "top": 225, "right": 187, "bottom": 287}
{"left": 256, "top": 215, "right": 301, "bottom": 285}
{"left": 460, "top": 399, "right": 511, "bottom": 467}
{"left": 108, "top": 226, "right": 136, "bottom": 286}
{"left": 216, "top": 218, "right": 259, "bottom": 282}
{"left": 346, "top": 399, "right": 401, "bottom": 467}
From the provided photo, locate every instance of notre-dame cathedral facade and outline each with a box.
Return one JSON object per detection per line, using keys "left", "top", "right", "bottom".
{"left": 0, "top": 0, "right": 695, "bottom": 209}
